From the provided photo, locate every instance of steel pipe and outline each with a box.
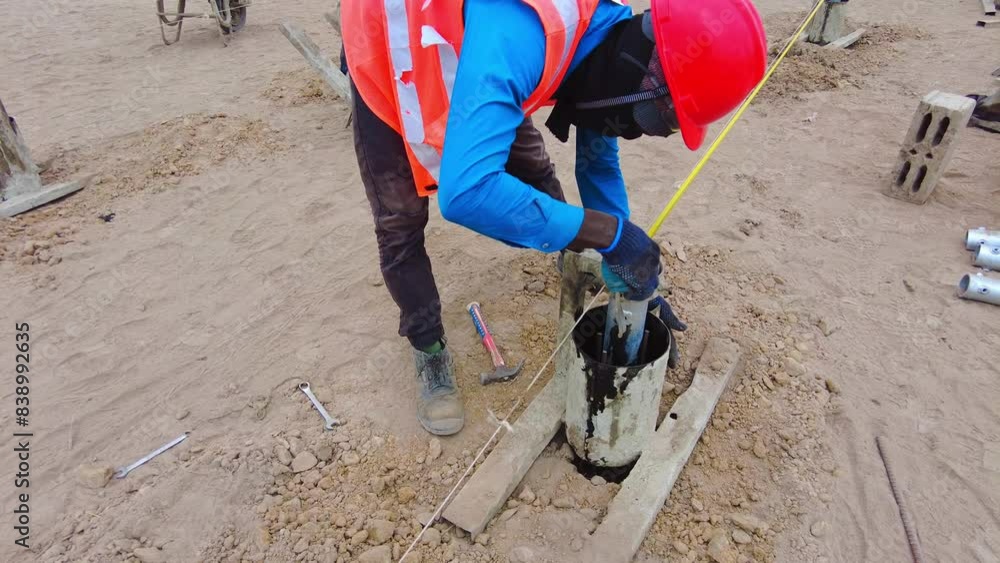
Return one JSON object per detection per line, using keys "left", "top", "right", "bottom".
{"left": 974, "top": 245, "right": 1000, "bottom": 270}
{"left": 566, "top": 306, "right": 672, "bottom": 467}
{"left": 965, "top": 227, "right": 1000, "bottom": 251}
{"left": 958, "top": 273, "right": 1000, "bottom": 306}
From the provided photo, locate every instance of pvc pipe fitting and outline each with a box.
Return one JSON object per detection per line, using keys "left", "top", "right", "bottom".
{"left": 974, "top": 245, "right": 1000, "bottom": 271}
{"left": 965, "top": 227, "right": 1000, "bottom": 251}
{"left": 958, "top": 273, "right": 1000, "bottom": 306}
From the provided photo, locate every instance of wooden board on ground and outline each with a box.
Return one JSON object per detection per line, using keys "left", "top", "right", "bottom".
{"left": 581, "top": 337, "right": 742, "bottom": 563}
{"left": 324, "top": 7, "right": 341, "bottom": 36}
{"left": 977, "top": 18, "right": 1000, "bottom": 27}
{"left": 278, "top": 22, "right": 352, "bottom": 102}
{"left": 0, "top": 180, "right": 87, "bottom": 218}
{"left": 825, "top": 28, "right": 867, "bottom": 49}
{"left": 443, "top": 373, "right": 565, "bottom": 536}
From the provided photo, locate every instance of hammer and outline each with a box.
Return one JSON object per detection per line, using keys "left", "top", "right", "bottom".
{"left": 467, "top": 302, "right": 525, "bottom": 384}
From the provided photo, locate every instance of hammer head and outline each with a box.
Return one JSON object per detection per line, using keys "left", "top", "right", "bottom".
{"left": 480, "top": 359, "right": 526, "bottom": 385}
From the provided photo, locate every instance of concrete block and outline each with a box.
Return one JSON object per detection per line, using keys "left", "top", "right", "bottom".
{"left": 981, "top": 0, "right": 997, "bottom": 17}
{"left": 888, "top": 91, "right": 975, "bottom": 204}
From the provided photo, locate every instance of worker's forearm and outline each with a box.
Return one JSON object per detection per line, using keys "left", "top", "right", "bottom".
{"left": 567, "top": 209, "right": 619, "bottom": 252}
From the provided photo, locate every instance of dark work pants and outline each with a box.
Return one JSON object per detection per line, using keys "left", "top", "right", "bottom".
{"left": 351, "top": 85, "right": 565, "bottom": 350}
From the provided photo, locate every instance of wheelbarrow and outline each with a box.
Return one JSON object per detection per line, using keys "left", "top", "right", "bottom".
{"left": 156, "top": 0, "right": 250, "bottom": 45}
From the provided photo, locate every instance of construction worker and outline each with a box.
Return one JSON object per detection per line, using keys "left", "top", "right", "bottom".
{"left": 341, "top": 0, "right": 766, "bottom": 435}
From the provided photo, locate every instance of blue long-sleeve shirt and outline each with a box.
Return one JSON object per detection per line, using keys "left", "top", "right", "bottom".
{"left": 437, "top": 0, "right": 632, "bottom": 252}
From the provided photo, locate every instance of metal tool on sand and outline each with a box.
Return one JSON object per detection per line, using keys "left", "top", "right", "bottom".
{"left": 298, "top": 382, "right": 341, "bottom": 429}
{"left": 467, "top": 302, "right": 525, "bottom": 384}
{"left": 114, "top": 432, "right": 190, "bottom": 479}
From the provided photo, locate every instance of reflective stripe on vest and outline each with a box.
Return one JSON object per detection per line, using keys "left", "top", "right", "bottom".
{"left": 547, "top": 0, "right": 581, "bottom": 101}
{"left": 348, "top": 0, "right": 602, "bottom": 195}
{"left": 385, "top": 0, "right": 443, "bottom": 182}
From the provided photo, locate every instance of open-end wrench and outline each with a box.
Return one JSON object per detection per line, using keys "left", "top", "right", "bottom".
{"left": 114, "top": 432, "right": 189, "bottom": 479}
{"left": 298, "top": 382, "right": 341, "bottom": 429}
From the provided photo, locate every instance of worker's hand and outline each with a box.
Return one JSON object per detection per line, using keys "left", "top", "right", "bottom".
{"left": 649, "top": 295, "right": 686, "bottom": 369}
{"left": 598, "top": 220, "right": 661, "bottom": 301}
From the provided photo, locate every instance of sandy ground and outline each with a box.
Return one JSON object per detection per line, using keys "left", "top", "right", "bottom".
{"left": 1, "top": 0, "right": 999, "bottom": 562}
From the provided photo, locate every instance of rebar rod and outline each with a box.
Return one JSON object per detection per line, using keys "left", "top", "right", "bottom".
{"left": 876, "top": 436, "right": 926, "bottom": 563}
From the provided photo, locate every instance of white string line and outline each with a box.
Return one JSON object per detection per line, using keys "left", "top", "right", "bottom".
{"left": 397, "top": 287, "right": 607, "bottom": 562}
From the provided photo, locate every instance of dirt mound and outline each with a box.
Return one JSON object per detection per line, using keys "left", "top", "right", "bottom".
{"left": 760, "top": 12, "right": 928, "bottom": 102}
{"left": 262, "top": 69, "right": 335, "bottom": 106}
{"left": 1, "top": 113, "right": 286, "bottom": 266}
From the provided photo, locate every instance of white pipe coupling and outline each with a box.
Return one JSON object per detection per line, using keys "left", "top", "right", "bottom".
{"left": 965, "top": 227, "right": 1000, "bottom": 251}
{"left": 974, "top": 245, "right": 1000, "bottom": 271}
{"left": 958, "top": 273, "right": 1000, "bottom": 306}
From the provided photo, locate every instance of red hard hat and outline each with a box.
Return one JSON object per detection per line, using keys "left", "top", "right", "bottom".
{"left": 649, "top": 0, "right": 767, "bottom": 150}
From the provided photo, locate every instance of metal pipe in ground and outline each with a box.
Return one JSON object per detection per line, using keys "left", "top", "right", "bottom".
{"left": 973, "top": 245, "right": 1000, "bottom": 270}
{"left": 565, "top": 306, "right": 672, "bottom": 468}
{"left": 557, "top": 251, "right": 674, "bottom": 468}
{"left": 957, "top": 273, "right": 1000, "bottom": 306}
{"left": 965, "top": 227, "right": 1000, "bottom": 251}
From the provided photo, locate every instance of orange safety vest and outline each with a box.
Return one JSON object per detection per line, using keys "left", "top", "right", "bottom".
{"left": 343, "top": 0, "right": 602, "bottom": 196}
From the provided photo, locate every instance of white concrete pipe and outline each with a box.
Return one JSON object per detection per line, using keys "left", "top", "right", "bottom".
{"left": 958, "top": 273, "right": 1000, "bottom": 306}
{"left": 974, "top": 245, "right": 1000, "bottom": 270}
{"left": 965, "top": 227, "right": 1000, "bottom": 251}
{"left": 557, "top": 251, "right": 674, "bottom": 468}
{"left": 564, "top": 306, "right": 672, "bottom": 468}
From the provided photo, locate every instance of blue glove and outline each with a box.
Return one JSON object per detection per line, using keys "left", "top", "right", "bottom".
{"left": 598, "top": 220, "right": 662, "bottom": 301}
{"left": 649, "top": 295, "right": 687, "bottom": 368}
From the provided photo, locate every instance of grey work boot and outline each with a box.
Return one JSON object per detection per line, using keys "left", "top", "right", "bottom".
{"left": 414, "top": 346, "right": 465, "bottom": 436}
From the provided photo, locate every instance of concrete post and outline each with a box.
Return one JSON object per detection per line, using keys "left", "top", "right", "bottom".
{"left": 806, "top": 1, "right": 848, "bottom": 45}
{"left": 0, "top": 97, "right": 42, "bottom": 198}
{"left": 0, "top": 96, "right": 85, "bottom": 217}
{"left": 888, "top": 91, "right": 975, "bottom": 204}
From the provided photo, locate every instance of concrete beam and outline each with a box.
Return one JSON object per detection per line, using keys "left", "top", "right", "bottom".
{"left": 888, "top": 91, "right": 976, "bottom": 204}
{"left": 279, "top": 22, "right": 352, "bottom": 103}
{"left": 977, "top": 18, "right": 1000, "bottom": 28}
{"left": 443, "top": 373, "right": 565, "bottom": 536}
{"left": 581, "top": 337, "right": 742, "bottom": 563}
{"left": 981, "top": 0, "right": 997, "bottom": 17}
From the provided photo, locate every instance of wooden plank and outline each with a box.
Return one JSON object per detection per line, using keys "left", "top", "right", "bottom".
{"left": 324, "top": 2, "right": 341, "bottom": 36}
{"left": 278, "top": 22, "right": 352, "bottom": 102}
{"left": 981, "top": 0, "right": 997, "bottom": 16}
{"left": 443, "top": 373, "right": 565, "bottom": 536}
{"left": 581, "top": 337, "right": 742, "bottom": 563}
{"left": 977, "top": 18, "right": 1000, "bottom": 27}
{"left": 0, "top": 180, "right": 86, "bottom": 218}
{"left": 825, "top": 28, "right": 867, "bottom": 49}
